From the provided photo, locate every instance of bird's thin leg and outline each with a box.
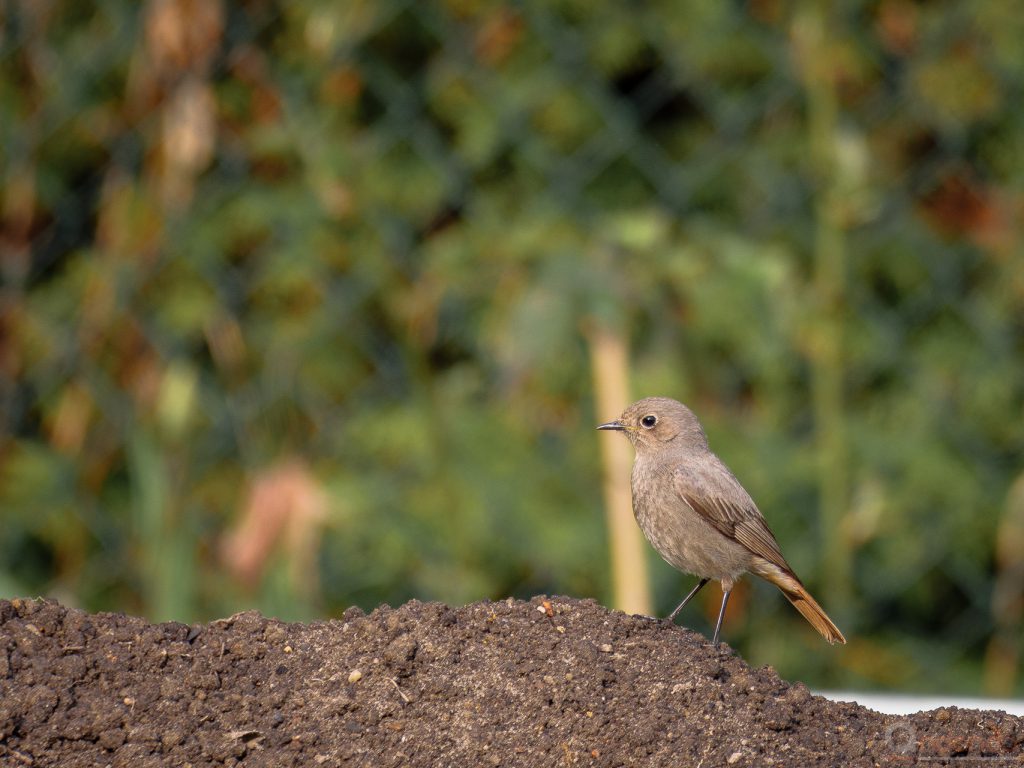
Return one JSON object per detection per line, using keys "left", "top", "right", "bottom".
{"left": 668, "top": 578, "right": 710, "bottom": 622}
{"left": 712, "top": 587, "right": 732, "bottom": 644}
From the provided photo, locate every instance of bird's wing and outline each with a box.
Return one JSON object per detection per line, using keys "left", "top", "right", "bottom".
{"left": 673, "top": 469, "right": 793, "bottom": 574}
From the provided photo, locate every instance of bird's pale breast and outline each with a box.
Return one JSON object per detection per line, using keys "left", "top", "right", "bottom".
{"left": 630, "top": 457, "right": 753, "bottom": 581}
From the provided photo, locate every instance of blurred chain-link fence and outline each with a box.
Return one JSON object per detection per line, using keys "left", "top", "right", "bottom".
{"left": 2, "top": 1, "right": 1024, "bottom": 693}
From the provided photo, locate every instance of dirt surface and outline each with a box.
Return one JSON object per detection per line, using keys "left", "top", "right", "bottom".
{"left": 1, "top": 597, "right": 1021, "bottom": 767}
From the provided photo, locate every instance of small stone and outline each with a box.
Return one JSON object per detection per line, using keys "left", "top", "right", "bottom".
{"left": 728, "top": 751, "right": 742, "bottom": 764}
{"left": 348, "top": 670, "right": 363, "bottom": 683}
{"left": 599, "top": 644, "right": 612, "bottom": 653}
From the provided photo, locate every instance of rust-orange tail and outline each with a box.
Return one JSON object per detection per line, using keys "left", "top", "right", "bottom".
{"left": 754, "top": 562, "right": 846, "bottom": 644}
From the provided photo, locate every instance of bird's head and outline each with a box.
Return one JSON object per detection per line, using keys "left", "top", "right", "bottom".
{"left": 596, "top": 396, "right": 708, "bottom": 452}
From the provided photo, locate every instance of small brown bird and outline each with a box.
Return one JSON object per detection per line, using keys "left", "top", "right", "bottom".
{"left": 598, "top": 396, "right": 845, "bottom": 645}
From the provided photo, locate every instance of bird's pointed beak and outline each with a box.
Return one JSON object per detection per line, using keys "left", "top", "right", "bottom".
{"left": 596, "top": 420, "right": 626, "bottom": 431}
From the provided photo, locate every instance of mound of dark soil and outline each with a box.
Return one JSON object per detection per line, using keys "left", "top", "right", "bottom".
{"left": 0, "top": 597, "right": 1021, "bottom": 767}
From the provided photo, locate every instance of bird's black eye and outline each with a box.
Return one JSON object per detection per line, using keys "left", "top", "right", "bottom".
{"left": 641, "top": 414, "right": 657, "bottom": 428}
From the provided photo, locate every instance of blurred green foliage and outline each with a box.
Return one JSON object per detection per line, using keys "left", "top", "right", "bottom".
{"left": 1, "top": 0, "right": 1023, "bottom": 694}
